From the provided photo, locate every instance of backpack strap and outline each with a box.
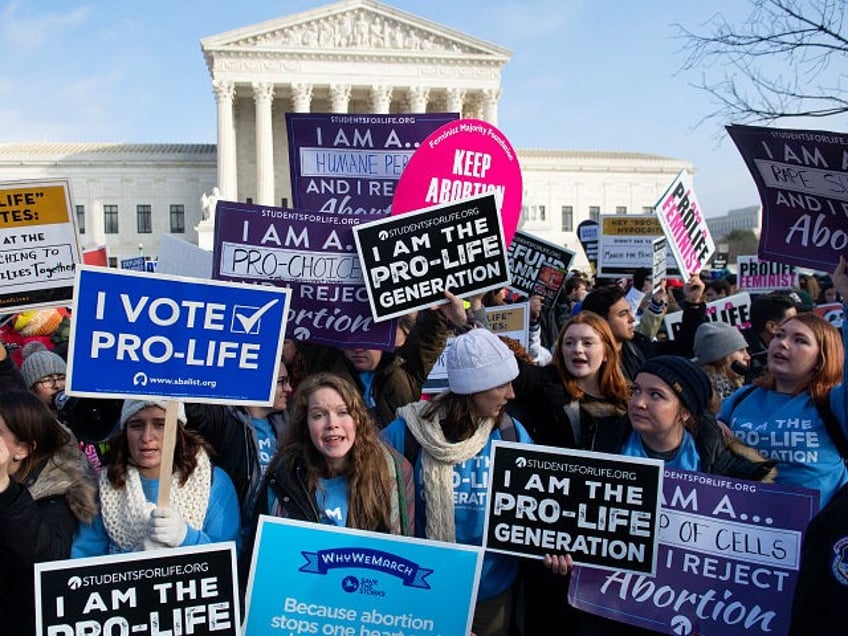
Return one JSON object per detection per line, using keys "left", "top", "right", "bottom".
{"left": 814, "top": 395, "right": 848, "bottom": 459}
{"left": 498, "top": 411, "right": 517, "bottom": 442}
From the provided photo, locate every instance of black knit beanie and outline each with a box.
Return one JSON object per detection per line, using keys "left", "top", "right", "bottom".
{"left": 637, "top": 355, "right": 712, "bottom": 416}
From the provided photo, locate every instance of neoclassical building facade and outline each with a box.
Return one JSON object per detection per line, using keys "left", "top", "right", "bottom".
{"left": 0, "top": 0, "right": 690, "bottom": 270}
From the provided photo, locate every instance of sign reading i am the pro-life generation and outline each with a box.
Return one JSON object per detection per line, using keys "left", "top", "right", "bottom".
{"left": 354, "top": 193, "right": 510, "bottom": 322}
{"left": 35, "top": 543, "right": 240, "bottom": 636}
{"left": 0, "top": 179, "right": 81, "bottom": 311}
{"left": 655, "top": 170, "right": 715, "bottom": 281}
{"left": 568, "top": 470, "right": 819, "bottom": 636}
{"left": 286, "top": 112, "right": 459, "bottom": 216}
{"left": 66, "top": 266, "right": 290, "bottom": 405}
{"left": 727, "top": 124, "right": 848, "bottom": 272}
{"left": 484, "top": 442, "right": 664, "bottom": 574}
{"left": 244, "top": 517, "right": 482, "bottom": 636}
{"left": 507, "top": 229, "right": 576, "bottom": 298}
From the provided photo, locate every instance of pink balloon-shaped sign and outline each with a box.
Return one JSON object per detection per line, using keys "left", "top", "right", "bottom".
{"left": 391, "top": 118, "right": 522, "bottom": 246}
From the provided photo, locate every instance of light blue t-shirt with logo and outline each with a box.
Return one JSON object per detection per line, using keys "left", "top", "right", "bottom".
{"left": 316, "top": 476, "right": 349, "bottom": 526}
{"left": 251, "top": 416, "right": 277, "bottom": 476}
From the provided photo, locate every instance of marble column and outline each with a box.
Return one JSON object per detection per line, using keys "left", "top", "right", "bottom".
{"left": 330, "top": 83, "right": 352, "bottom": 113}
{"left": 370, "top": 85, "right": 393, "bottom": 114}
{"left": 482, "top": 88, "right": 500, "bottom": 125}
{"left": 291, "top": 83, "right": 313, "bottom": 113}
{"left": 407, "top": 86, "right": 430, "bottom": 113}
{"left": 446, "top": 87, "right": 466, "bottom": 117}
{"left": 212, "top": 79, "right": 237, "bottom": 200}
{"left": 253, "top": 81, "right": 275, "bottom": 206}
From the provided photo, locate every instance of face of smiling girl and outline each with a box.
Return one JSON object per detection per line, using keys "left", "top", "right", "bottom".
{"left": 307, "top": 387, "right": 356, "bottom": 474}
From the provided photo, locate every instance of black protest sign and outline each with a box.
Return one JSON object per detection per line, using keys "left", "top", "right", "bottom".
{"left": 353, "top": 193, "right": 509, "bottom": 321}
{"left": 507, "top": 230, "right": 575, "bottom": 297}
{"left": 35, "top": 544, "right": 239, "bottom": 636}
{"left": 532, "top": 265, "right": 567, "bottom": 310}
{"left": 577, "top": 220, "right": 599, "bottom": 273}
{"left": 485, "top": 442, "right": 663, "bottom": 574}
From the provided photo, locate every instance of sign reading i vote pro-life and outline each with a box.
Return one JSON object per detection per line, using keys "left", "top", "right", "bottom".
{"left": 66, "top": 266, "right": 290, "bottom": 405}
{"left": 245, "top": 517, "right": 482, "bottom": 636}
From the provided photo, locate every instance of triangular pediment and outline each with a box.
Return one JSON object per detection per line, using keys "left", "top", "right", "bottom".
{"left": 200, "top": 0, "right": 510, "bottom": 59}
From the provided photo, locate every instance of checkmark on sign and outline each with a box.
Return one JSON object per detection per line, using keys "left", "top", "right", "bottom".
{"left": 230, "top": 299, "right": 279, "bottom": 335}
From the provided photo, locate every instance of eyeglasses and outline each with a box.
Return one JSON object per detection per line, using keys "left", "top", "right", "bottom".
{"left": 276, "top": 376, "right": 290, "bottom": 388}
{"left": 35, "top": 374, "right": 66, "bottom": 388}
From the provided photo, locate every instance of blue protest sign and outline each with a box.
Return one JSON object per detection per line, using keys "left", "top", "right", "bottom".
{"left": 120, "top": 256, "right": 147, "bottom": 271}
{"left": 244, "top": 517, "right": 482, "bottom": 636}
{"left": 66, "top": 266, "right": 290, "bottom": 404}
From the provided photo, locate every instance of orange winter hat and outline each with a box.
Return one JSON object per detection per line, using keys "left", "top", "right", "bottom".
{"left": 14, "top": 309, "right": 63, "bottom": 337}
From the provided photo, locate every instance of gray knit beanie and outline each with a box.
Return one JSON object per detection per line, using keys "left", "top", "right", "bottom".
{"left": 120, "top": 399, "right": 187, "bottom": 428}
{"left": 693, "top": 322, "right": 748, "bottom": 365}
{"left": 21, "top": 349, "right": 67, "bottom": 388}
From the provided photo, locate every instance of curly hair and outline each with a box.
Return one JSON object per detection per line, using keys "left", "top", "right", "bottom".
{"left": 277, "top": 372, "right": 396, "bottom": 531}
{"left": 755, "top": 312, "right": 843, "bottom": 403}
{"left": 553, "top": 311, "right": 630, "bottom": 411}
{"left": 104, "top": 415, "right": 212, "bottom": 490}
{"left": 0, "top": 391, "right": 71, "bottom": 482}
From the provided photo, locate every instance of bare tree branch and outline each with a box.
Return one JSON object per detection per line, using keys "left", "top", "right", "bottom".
{"left": 674, "top": 0, "right": 848, "bottom": 126}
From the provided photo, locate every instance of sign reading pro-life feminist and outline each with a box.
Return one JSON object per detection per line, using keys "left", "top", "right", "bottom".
{"left": 286, "top": 112, "right": 458, "bottom": 215}
{"left": 36, "top": 544, "right": 240, "bottom": 636}
{"left": 507, "top": 230, "right": 576, "bottom": 297}
{"left": 727, "top": 124, "right": 848, "bottom": 272}
{"left": 354, "top": 193, "right": 509, "bottom": 322}
{"left": 484, "top": 442, "right": 663, "bottom": 574}
{"left": 655, "top": 170, "right": 715, "bottom": 281}
{"left": 245, "top": 517, "right": 482, "bottom": 636}
{"left": 392, "top": 118, "right": 522, "bottom": 246}
{"left": 213, "top": 200, "right": 396, "bottom": 350}
{"left": 569, "top": 470, "right": 818, "bottom": 636}
{"left": 66, "top": 266, "right": 290, "bottom": 405}
{"left": 737, "top": 255, "right": 799, "bottom": 293}
{"left": 0, "top": 179, "right": 81, "bottom": 310}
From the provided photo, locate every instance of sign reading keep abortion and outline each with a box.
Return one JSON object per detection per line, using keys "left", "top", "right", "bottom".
{"left": 66, "top": 266, "right": 290, "bottom": 405}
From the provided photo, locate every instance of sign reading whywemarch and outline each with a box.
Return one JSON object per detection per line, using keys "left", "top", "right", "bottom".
{"left": 245, "top": 517, "right": 482, "bottom": 636}
{"left": 35, "top": 543, "right": 240, "bottom": 636}
{"left": 213, "top": 200, "right": 397, "bottom": 351}
{"left": 569, "top": 470, "right": 818, "bottom": 636}
{"left": 354, "top": 193, "right": 509, "bottom": 321}
{"left": 66, "top": 266, "right": 290, "bottom": 405}
{"left": 484, "top": 442, "right": 663, "bottom": 574}
{"left": 507, "top": 230, "right": 576, "bottom": 297}
{"left": 0, "top": 179, "right": 81, "bottom": 311}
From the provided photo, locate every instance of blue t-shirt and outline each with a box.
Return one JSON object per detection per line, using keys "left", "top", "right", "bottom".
{"left": 316, "top": 476, "right": 349, "bottom": 526}
{"left": 251, "top": 416, "right": 277, "bottom": 476}
{"left": 620, "top": 429, "right": 702, "bottom": 471}
{"left": 382, "top": 415, "right": 533, "bottom": 601}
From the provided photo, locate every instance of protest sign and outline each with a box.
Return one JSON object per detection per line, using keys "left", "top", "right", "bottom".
{"left": 569, "top": 469, "right": 819, "bottom": 636}
{"left": 664, "top": 292, "right": 752, "bottom": 340}
{"left": 727, "top": 124, "right": 848, "bottom": 272}
{"left": 423, "top": 302, "right": 529, "bottom": 393}
{"left": 484, "top": 442, "right": 663, "bottom": 574}
{"left": 213, "top": 200, "right": 396, "bottom": 350}
{"left": 655, "top": 170, "right": 715, "bottom": 281}
{"left": 392, "top": 118, "right": 523, "bottom": 246}
{"left": 597, "top": 215, "right": 681, "bottom": 279}
{"left": 156, "top": 234, "right": 212, "bottom": 279}
{"left": 354, "top": 193, "right": 509, "bottom": 322}
{"left": 736, "top": 255, "right": 799, "bottom": 293}
{"left": 82, "top": 245, "right": 109, "bottom": 267}
{"left": 652, "top": 238, "right": 668, "bottom": 296}
{"left": 507, "top": 229, "right": 576, "bottom": 297}
{"left": 36, "top": 543, "right": 240, "bottom": 636}
{"left": 813, "top": 301, "right": 843, "bottom": 328}
{"left": 711, "top": 252, "right": 729, "bottom": 270}
{"left": 533, "top": 265, "right": 567, "bottom": 310}
{"left": 244, "top": 517, "right": 482, "bottom": 636}
{"left": 66, "top": 266, "right": 289, "bottom": 404}
{"left": 120, "top": 256, "right": 146, "bottom": 271}
{"left": 286, "top": 112, "right": 458, "bottom": 216}
{"left": 0, "top": 179, "right": 81, "bottom": 311}
{"left": 577, "top": 219, "right": 599, "bottom": 273}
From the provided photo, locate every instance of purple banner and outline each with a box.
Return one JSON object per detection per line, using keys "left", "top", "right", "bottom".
{"left": 212, "top": 200, "right": 396, "bottom": 350}
{"left": 727, "top": 124, "right": 848, "bottom": 272}
{"left": 286, "top": 112, "right": 459, "bottom": 216}
{"left": 569, "top": 469, "right": 819, "bottom": 636}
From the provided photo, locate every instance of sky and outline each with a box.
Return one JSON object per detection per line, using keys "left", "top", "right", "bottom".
{"left": 1, "top": 0, "right": 843, "bottom": 218}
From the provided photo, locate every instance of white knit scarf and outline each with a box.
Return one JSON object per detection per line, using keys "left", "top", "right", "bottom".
{"left": 100, "top": 451, "right": 212, "bottom": 552}
{"left": 396, "top": 401, "right": 493, "bottom": 542}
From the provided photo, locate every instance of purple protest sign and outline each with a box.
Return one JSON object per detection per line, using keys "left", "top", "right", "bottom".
{"left": 569, "top": 469, "right": 819, "bottom": 636}
{"left": 212, "top": 200, "right": 396, "bottom": 350}
{"left": 727, "top": 124, "right": 848, "bottom": 272}
{"left": 286, "top": 113, "right": 459, "bottom": 216}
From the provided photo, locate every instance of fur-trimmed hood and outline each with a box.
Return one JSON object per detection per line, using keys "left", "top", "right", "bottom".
{"left": 27, "top": 442, "right": 98, "bottom": 524}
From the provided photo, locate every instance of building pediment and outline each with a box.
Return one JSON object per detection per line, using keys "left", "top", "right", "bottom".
{"left": 200, "top": 0, "right": 510, "bottom": 61}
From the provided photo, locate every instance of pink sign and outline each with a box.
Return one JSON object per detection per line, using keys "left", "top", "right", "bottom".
{"left": 391, "top": 118, "right": 522, "bottom": 246}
